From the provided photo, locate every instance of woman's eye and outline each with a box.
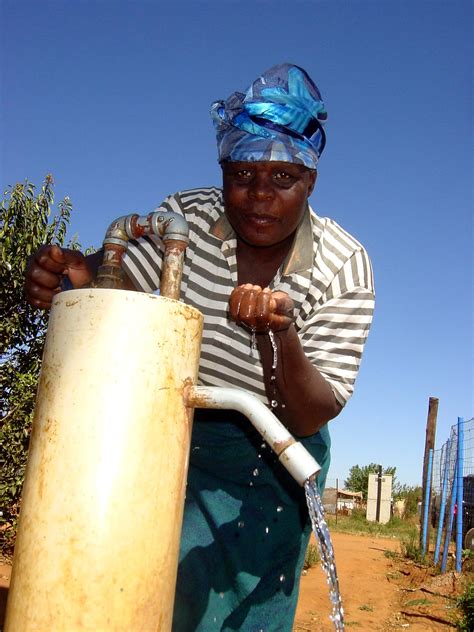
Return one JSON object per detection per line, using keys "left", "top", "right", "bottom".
{"left": 236, "top": 170, "right": 252, "bottom": 179}
{"left": 274, "top": 172, "right": 295, "bottom": 184}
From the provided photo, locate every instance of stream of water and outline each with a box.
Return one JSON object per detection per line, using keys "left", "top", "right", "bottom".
{"left": 304, "top": 478, "right": 344, "bottom": 631}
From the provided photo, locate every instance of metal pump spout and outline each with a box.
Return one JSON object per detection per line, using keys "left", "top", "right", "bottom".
{"left": 95, "top": 210, "right": 189, "bottom": 299}
{"left": 186, "top": 385, "right": 321, "bottom": 487}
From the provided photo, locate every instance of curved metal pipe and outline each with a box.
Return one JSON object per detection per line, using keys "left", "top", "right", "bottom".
{"left": 185, "top": 385, "right": 321, "bottom": 487}
{"left": 95, "top": 211, "right": 189, "bottom": 299}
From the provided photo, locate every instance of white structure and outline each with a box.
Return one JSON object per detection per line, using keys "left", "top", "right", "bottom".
{"left": 366, "top": 473, "right": 393, "bottom": 524}
{"left": 337, "top": 490, "right": 363, "bottom": 512}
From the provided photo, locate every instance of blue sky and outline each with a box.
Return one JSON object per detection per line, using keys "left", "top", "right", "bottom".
{"left": 1, "top": 0, "right": 472, "bottom": 486}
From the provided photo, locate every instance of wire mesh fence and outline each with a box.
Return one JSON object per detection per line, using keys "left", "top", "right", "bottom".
{"left": 430, "top": 417, "right": 474, "bottom": 570}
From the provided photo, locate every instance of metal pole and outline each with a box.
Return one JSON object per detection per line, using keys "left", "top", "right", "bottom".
{"left": 441, "top": 459, "right": 458, "bottom": 573}
{"left": 336, "top": 477, "right": 338, "bottom": 524}
{"left": 456, "top": 417, "right": 465, "bottom": 572}
{"left": 422, "top": 449, "right": 434, "bottom": 556}
{"left": 375, "top": 465, "right": 382, "bottom": 523}
{"left": 434, "top": 440, "right": 450, "bottom": 564}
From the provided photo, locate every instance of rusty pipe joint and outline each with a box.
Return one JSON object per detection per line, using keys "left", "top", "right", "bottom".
{"left": 96, "top": 211, "right": 189, "bottom": 298}
{"left": 101, "top": 211, "right": 189, "bottom": 248}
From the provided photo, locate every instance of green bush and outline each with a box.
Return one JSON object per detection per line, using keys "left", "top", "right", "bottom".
{"left": 304, "top": 542, "right": 320, "bottom": 569}
{"left": 0, "top": 177, "right": 87, "bottom": 555}
{"left": 399, "top": 485, "right": 422, "bottom": 518}
{"left": 457, "top": 581, "right": 474, "bottom": 631}
{"left": 399, "top": 532, "right": 425, "bottom": 563}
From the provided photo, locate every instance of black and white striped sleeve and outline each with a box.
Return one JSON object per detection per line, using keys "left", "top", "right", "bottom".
{"left": 297, "top": 247, "right": 375, "bottom": 407}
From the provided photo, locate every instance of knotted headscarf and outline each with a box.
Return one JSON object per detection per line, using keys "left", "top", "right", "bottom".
{"left": 211, "top": 64, "right": 327, "bottom": 170}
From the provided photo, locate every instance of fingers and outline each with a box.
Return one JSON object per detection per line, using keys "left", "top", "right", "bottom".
{"left": 29, "top": 260, "right": 63, "bottom": 289}
{"left": 26, "top": 285, "right": 62, "bottom": 310}
{"left": 271, "top": 291, "right": 294, "bottom": 318}
{"left": 229, "top": 284, "right": 261, "bottom": 328}
{"left": 229, "top": 285, "right": 294, "bottom": 332}
{"left": 24, "top": 246, "right": 62, "bottom": 309}
{"left": 24, "top": 245, "right": 88, "bottom": 309}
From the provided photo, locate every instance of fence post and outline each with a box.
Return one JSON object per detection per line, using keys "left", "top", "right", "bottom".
{"left": 422, "top": 448, "right": 434, "bottom": 556}
{"left": 420, "top": 397, "right": 439, "bottom": 547}
{"left": 434, "top": 439, "right": 450, "bottom": 564}
{"left": 441, "top": 458, "right": 458, "bottom": 573}
{"left": 456, "top": 417, "right": 465, "bottom": 572}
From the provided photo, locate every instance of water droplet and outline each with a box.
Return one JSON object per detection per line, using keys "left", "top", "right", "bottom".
{"left": 219, "top": 592, "right": 224, "bottom": 599}
{"left": 258, "top": 453, "right": 262, "bottom": 459}
{"left": 249, "top": 328, "right": 258, "bottom": 356}
{"left": 253, "top": 468, "right": 259, "bottom": 477}
{"left": 279, "top": 574, "right": 285, "bottom": 582}
{"left": 270, "top": 400, "right": 278, "bottom": 408}
{"left": 276, "top": 505, "right": 283, "bottom": 512}
{"left": 192, "top": 446, "right": 200, "bottom": 451}
{"left": 238, "top": 521, "right": 245, "bottom": 528}
{"left": 213, "top": 616, "right": 217, "bottom": 623}
{"left": 249, "top": 481, "right": 254, "bottom": 486}
{"left": 270, "top": 375, "right": 276, "bottom": 381}
{"left": 260, "top": 442, "right": 266, "bottom": 449}
{"left": 265, "top": 526, "right": 269, "bottom": 534}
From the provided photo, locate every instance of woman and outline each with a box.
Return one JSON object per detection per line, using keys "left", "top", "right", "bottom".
{"left": 25, "top": 64, "right": 374, "bottom": 631}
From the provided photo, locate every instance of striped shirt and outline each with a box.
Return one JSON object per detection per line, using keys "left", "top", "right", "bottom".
{"left": 123, "top": 187, "right": 374, "bottom": 409}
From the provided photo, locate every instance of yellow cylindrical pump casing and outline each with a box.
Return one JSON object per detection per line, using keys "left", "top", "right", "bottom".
{"left": 5, "top": 289, "right": 203, "bottom": 631}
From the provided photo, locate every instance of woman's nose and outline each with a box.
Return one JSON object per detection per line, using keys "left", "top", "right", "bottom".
{"left": 248, "top": 174, "right": 274, "bottom": 200}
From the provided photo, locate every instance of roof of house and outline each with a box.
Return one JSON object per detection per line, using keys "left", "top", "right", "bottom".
{"left": 323, "top": 488, "right": 363, "bottom": 500}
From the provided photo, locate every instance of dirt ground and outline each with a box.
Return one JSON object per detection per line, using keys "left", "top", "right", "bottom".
{"left": 294, "top": 532, "right": 467, "bottom": 631}
{"left": 0, "top": 532, "right": 469, "bottom": 630}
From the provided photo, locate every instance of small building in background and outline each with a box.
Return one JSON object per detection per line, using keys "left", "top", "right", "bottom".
{"left": 337, "top": 489, "right": 363, "bottom": 512}
{"left": 322, "top": 488, "right": 363, "bottom": 515}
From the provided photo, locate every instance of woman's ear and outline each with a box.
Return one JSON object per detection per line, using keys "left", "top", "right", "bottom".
{"left": 307, "top": 170, "right": 317, "bottom": 197}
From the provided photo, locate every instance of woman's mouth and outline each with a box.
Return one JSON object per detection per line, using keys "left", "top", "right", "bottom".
{"left": 244, "top": 213, "right": 278, "bottom": 226}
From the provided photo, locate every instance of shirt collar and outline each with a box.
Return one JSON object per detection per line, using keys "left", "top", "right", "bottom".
{"left": 210, "top": 205, "right": 314, "bottom": 275}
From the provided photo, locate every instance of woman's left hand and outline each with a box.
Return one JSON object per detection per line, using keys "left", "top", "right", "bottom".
{"left": 229, "top": 284, "right": 294, "bottom": 332}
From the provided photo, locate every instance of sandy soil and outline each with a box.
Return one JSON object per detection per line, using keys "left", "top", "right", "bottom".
{"left": 294, "top": 532, "right": 400, "bottom": 631}
{"left": 294, "top": 532, "right": 466, "bottom": 631}
{"left": 0, "top": 533, "right": 468, "bottom": 630}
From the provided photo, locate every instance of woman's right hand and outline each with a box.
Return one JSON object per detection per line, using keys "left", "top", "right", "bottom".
{"left": 25, "top": 245, "right": 93, "bottom": 310}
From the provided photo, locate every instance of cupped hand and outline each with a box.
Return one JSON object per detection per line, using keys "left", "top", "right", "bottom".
{"left": 25, "top": 245, "right": 92, "bottom": 309}
{"left": 228, "top": 284, "right": 294, "bottom": 332}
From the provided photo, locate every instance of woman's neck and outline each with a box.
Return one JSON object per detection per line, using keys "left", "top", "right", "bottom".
{"left": 236, "top": 234, "right": 294, "bottom": 287}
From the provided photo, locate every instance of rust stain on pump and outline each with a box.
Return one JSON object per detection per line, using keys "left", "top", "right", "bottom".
{"left": 272, "top": 437, "right": 296, "bottom": 456}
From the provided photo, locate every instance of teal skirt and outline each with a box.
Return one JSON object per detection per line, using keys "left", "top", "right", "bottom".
{"left": 172, "top": 410, "right": 331, "bottom": 632}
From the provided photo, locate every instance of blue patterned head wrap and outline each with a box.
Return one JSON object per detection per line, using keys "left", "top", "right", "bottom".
{"left": 211, "top": 64, "right": 327, "bottom": 170}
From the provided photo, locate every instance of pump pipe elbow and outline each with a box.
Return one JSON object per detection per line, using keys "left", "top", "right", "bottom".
{"left": 102, "top": 211, "right": 189, "bottom": 247}
{"left": 186, "top": 385, "right": 321, "bottom": 487}
{"left": 96, "top": 211, "right": 189, "bottom": 298}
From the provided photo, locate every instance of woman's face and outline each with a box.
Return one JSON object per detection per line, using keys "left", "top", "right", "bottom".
{"left": 222, "top": 161, "right": 316, "bottom": 248}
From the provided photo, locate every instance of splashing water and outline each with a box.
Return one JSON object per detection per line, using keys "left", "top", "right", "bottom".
{"left": 304, "top": 478, "right": 344, "bottom": 631}
{"left": 254, "top": 331, "right": 343, "bottom": 628}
